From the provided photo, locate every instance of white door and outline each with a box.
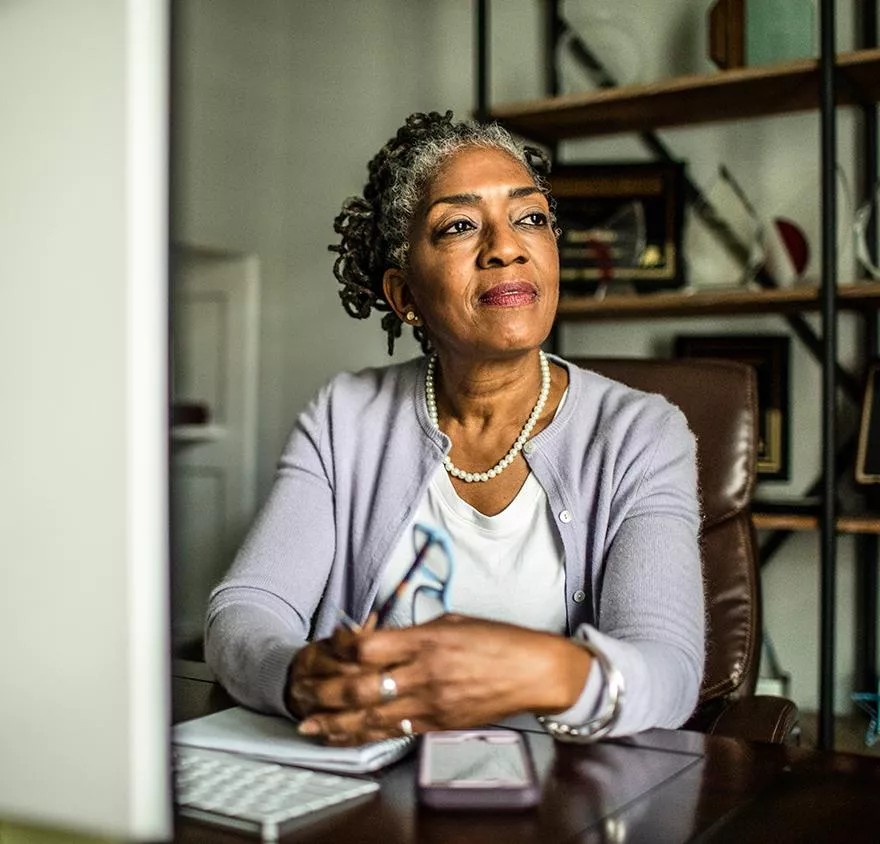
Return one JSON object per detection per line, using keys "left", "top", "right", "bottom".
{"left": 171, "top": 246, "right": 260, "bottom": 652}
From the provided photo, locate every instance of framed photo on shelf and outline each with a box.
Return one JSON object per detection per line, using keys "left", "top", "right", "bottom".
{"left": 674, "top": 334, "right": 791, "bottom": 480}
{"left": 856, "top": 362, "right": 880, "bottom": 484}
{"left": 549, "top": 162, "right": 686, "bottom": 295}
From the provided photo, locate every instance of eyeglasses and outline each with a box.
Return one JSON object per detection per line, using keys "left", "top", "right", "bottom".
{"left": 375, "top": 522, "right": 455, "bottom": 627}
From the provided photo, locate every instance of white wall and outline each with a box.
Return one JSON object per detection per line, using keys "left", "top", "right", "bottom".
{"left": 175, "top": 0, "right": 479, "bottom": 496}
{"left": 173, "top": 0, "right": 873, "bottom": 715}
{"left": 0, "top": 0, "right": 170, "bottom": 839}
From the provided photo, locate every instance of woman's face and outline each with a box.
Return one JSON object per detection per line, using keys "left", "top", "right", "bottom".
{"left": 385, "top": 146, "right": 559, "bottom": 362}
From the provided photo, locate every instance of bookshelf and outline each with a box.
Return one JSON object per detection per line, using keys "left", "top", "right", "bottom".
{"left": 483, "top": 14, "right": 880, "bottom": 748}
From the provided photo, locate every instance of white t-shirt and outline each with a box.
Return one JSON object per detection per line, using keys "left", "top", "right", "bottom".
{"left": 374, "top": 466, "right": 567, "bottom": 632}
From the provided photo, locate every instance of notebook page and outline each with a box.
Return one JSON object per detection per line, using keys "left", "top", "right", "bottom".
{"left": 173, "top": 706, "right": 415, "bottom": 774}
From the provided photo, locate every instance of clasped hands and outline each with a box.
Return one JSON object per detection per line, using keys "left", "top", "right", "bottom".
{"left": 286, "top": 613, "right": 591, "bottom": 746}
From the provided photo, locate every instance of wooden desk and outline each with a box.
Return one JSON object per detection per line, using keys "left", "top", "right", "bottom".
{"left": 173, "top": 663, "right": 880, "bottom": 842}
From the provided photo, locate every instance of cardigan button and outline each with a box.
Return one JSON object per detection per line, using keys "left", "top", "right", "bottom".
{"left": 559, "top": 510, "right": 572, "bottom": 523}
{"left": 573, "top": 590, "right": 586, "bottom": 603}
{"left": 523, "top": 441, "right": 536, "bottom": 456}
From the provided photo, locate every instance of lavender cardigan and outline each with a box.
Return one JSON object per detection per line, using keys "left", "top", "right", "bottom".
{"left": 205, "top": 355, "right": 704, "bottom": 736}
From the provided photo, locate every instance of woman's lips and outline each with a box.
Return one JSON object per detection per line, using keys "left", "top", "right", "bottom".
{"left": 478, "top": 282, "right": 538, "bottom": 307}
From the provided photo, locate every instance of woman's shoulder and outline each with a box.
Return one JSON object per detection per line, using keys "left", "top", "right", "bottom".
{"left": 554, "top": 357, "right": 694, "bottom": 454}
{"left": 551, "top": 358, "right": 696, "bottom": 479}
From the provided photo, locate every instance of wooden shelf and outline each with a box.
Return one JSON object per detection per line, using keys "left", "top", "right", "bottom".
{"left": 753, "top": 511, "right": 880, "bottom": 534}
{"left": 555, "top": 282, "right": 880, "bottom": 322}
{"left": 490, "top": 49, "right": 880, "bottom": 142}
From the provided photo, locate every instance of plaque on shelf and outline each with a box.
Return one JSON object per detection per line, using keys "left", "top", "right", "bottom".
{"left": 550, "top": 162, "right": 686, "bottom": 296}
{"left": 675, "top": 334, "right": 790, "bottom": 480}
{"left": 857, "top": 362, "right": 880, "bottom": 484}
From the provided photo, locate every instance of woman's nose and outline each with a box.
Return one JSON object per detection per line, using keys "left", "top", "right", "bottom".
{"left": 477, "top": 221, "right": 527, "bottom": 267}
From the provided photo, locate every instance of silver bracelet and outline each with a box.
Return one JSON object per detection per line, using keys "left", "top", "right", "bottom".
{"left": 537, "top": 636, "right": 625, "bottom": 743}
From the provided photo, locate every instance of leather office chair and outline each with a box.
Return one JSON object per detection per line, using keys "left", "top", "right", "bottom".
{"left": 572, "top": 357, "right": 799, "bottom": 744}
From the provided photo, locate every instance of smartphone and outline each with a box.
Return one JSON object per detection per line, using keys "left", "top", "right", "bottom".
{"left": 417, "top": 729, "right": 540, "bottom": 810}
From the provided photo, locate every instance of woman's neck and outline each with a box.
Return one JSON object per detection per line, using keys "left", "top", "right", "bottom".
{"left": 432, "top": 350, "right": 547, "bottom": 428}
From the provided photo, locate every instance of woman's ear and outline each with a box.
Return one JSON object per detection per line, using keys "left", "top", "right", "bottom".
{"left": 382, "top": 268, "right": 422, "bottom": 326}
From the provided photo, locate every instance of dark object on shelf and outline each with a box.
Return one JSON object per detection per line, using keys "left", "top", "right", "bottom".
{"left": 708, "top": 0, "right": 745, "bottom": 69}
{"left": 857, "top": 362, "right": 880, "bottom": 484}
{"left": 171, "top": 401, "right": 211, "bottom": 427}
{"left": 550, "top": 162, "right": 686, "bottom": 295}
{"left": 576, "top": 357, "right": 798, "bottom": 743}
{"left": 675, "top": 334, "right": 790, "bottom": 480}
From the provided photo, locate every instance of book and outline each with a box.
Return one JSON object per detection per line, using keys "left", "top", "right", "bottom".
{"left": 173, "top": 706, "right": 416, "bottom": 774}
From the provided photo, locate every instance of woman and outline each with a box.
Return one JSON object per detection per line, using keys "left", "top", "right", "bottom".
{"left": 205, "top": 111, "right": 704, "bottom": 745}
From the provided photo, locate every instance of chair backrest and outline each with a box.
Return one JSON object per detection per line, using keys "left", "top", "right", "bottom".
{"left": 571, "top": 357, "right": 761, "bottom": 706}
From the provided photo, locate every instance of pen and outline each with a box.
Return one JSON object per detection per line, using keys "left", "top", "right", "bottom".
{"left": 335, "top": 607, "right": 363, "bottom": 634}
{"left": 374, "top": 537, "right": 433, "bottom": 627}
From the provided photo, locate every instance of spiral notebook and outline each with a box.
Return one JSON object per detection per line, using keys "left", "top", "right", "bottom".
{"left": 173, "top": 706, "right": 416, "bottom": 774}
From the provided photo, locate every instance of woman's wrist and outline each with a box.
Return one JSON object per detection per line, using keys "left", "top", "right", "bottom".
{"left": 537, "top": 635, "right": 625, "bottom": 742}
{"left": 285, "top": 649, "right": 308, "bottom": 718}
{"left": 532, "top": 634, "right": 593, "bottom": 714}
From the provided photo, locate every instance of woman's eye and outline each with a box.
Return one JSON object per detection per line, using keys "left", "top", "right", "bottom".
{"left": 518, "top": 212, "right": 548, "bottom": 227}
{"left": 439, "top": 219, "right": 476, "bottom": 236}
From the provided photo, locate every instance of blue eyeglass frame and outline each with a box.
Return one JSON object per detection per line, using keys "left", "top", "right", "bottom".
{"left": 375, "top": 522, "right": 455, "bottom": 627}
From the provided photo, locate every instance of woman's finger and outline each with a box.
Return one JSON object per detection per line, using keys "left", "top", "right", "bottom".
{"left": 299, "top": 641, "right": 363, "bottom": 678}
{"left": 304, "top": 660, "right": 425, "bottom": 711}
{"left": 299, "top": 699, "right": 436, "bottom": 746}
{"left": 354, "top": 614, "right": 464, "bottom": 666}
{"left": 322, "top": 716, "right": 430, "bottom": 747}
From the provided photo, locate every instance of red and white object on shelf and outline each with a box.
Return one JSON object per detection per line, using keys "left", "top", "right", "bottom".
{"left": 762, "top": 216, "right": 810, "bottom": 287}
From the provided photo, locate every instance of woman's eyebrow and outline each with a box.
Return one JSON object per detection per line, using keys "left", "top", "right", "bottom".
{"left": 428, "top": 186, "right": 542, "bottom": 211}
{"left": 510, "top": 186, "right": 542, "bottom": 199}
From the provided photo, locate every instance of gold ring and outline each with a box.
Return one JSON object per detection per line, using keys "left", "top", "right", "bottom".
{"left": 399, "top": 718, "right": 414, "bottom": 737}
{"left": 379, "top": 673, "right": 398, "bottom": 703}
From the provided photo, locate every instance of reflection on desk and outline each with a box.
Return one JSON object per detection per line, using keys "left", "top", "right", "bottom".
{"left": 173, "top": 662, "right": 880, "bottom": 843}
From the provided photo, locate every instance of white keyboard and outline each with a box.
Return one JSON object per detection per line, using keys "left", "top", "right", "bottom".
{"left": 174, "top": 745, "right": 380, "bottom": 841}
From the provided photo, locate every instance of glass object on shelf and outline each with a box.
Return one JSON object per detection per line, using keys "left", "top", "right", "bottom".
{"left": 855, "top": 181, "right": 880, "bottom": 281}
{"left": 687, "top": 164, "right": 810, "bottom": 291}
{"left": 589, "top": 201, "right": 647, "bottom": 300}
{"left": 685, "top": 165, "right": 764, "bottom": 291}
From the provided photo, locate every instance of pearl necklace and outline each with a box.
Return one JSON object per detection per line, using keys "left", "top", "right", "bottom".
{"left": 425, "top": 351, "right": 551, "bottom": 483}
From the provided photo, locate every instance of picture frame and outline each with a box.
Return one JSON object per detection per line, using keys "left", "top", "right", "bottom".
{"left": 549, "top": 162, "right": 686, "bottom": 294}
{"left": 856, "top": 362, "right": 880, "bottom": 484}
{"left": 674, "top": 334, "right": 791, "bottom": 480}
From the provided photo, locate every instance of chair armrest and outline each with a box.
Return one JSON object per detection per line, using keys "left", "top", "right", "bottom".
{"left": 687, "top": 695, "right": 799, "bottom": 744}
